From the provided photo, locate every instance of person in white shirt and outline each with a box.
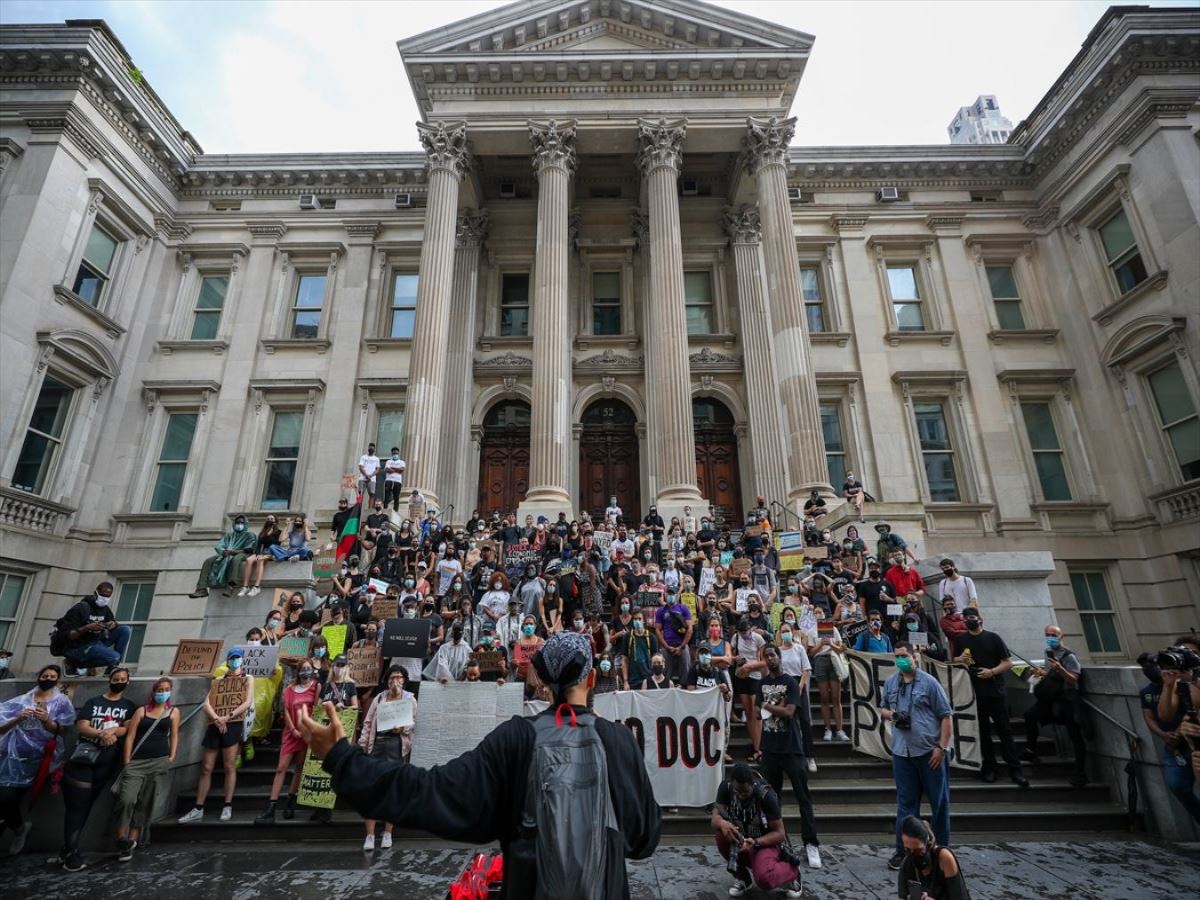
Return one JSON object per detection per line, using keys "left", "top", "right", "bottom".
{"left": 477, "top": 573, "right": 512, "bottom": 624}
{"left": 682, "top": 505, "right": 697, "bottom": 535}
{"left": 610, "top": 529, "right": 635, "bottom": 562}
{"left": 604, "top": 496, "right": 622, "bottom": 526}
{"left": 358, "top": 443, "right": 381, "bottom": 500}
{"left": 937, "top": 558, "right": 977, "bottom": 613}
{"left": 435, "top": 548, "right": 462, "bottom": 598}
{"left": 383, "top": 448, "right": 405, "bottom": 512}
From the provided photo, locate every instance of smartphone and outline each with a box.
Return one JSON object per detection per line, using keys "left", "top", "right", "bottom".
{"left": 907, "top": 881, "right": 923, "bottom": 900}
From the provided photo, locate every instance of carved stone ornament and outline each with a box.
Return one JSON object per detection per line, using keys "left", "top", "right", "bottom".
{"left": 417, "top": 121, "right": 472, "bottom": 178}
{"left": 476, "top": 351, "right": 533, "bottom": 369}
{"left": 635, "top": 118, "right": 687, "bottom": 176}
{"left": 630, "top": 209, "right": 649, "bottom": 248}
{"left": 743, "top": 116, "right": 795, "bottom": 175}
{"left": 723, "top": 205, "right": 762, "bottom": 244}
{"left": 528, "top": 119, "right": 578, "bottom": 175}
{"left": 689, "top": 347, "right": 741, "bottom": 366}
{"left": 456, "top": 208, "right": 491, "bottom": 248}
{"left": 576, "top": 348, "right": 644, "bottom": 369}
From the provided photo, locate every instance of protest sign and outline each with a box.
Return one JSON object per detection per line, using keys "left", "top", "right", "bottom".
{"left": 237, "top": 644, "right": 278, "bottom": 678}
{"left": 735, "top": 589, "right": 751, "bottom": 613}
{"left": 170, "top": 639, "right": 222, "bottom": 675}
{"left": 503, "top": 544, "right": 540, "bottom": 577}
{"left": 697, "top": 567, "right": 716, "bottom": 597}
{"left": 370, "top": 597, "right": 399, "bottom": 621}
{"left": 473, "top": 650, "right": 504, "bottom": 676}
{"left": 340, "top": 473, "right": 356, "bottom": 493}
{"left": 592, "top": 531, "right": 612, "bottom": 553}
{"left": 777, "top": 531, "right": 806, "bottom": 570}
{"left": 886, "top": 603, "right": 903, "bottom": 617}
{"left": 910, "top": 631, "right": 929, "bottom": 648}
{"left": 272, "top": 588, "right": 292, "bottom": 613}
{"left": 375, "top": 697, "right": 414, "bottom": 732}
{"left": 410, "top": 682, "right": 525, "bottom": 768}
{"left": 323, "top": 623, "right": 349, "bottom": 659}
{"left": 635, "top": 589, "right": 657, "bottom": 610}
{"left": 558, "top": 558, "right": 578, "bottom": 576}
{"left": 298, "top": 707, "right": 359, "bottom": 809}
{"left": 382, "top": 617, "right": 430, "bottom": 660}
{"left": 744, "top": 524, "right": 763, "bottom": 538}
{"left": 311, "top": 554, "right": 338, "bottom": 581}
{"left": 277, "top": 634, "right": 311, "bottom": 663}
{"left": 369, "top": 577, "right": 390, "bottom": 595}
{"left": 804, "top": 544, "right": 829, "bottom": 559}
{"left": 841, "top": 617, "right": 869, "bottom": 648}
{"left": 679, "top": 591, "right": 698, "bottom": 622}
{"left": 207, "top": 676, "right": 249, "bottom": 722}
{"left": 921, "top": 656, "right": 982, "bottom": 770}
{"left": 728, "top": 558, "right": 751, "bottom": 578}
{"left": 347, "top": 645, "right": 379, "bottom": 686}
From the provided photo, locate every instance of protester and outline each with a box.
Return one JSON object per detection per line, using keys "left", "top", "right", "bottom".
{"left": 54, "top": 581, "right": 132, "bottom": 674}
{"left": 855, "top": 612, "right": 894, "bottom": 653}
{"left": 244, "top": 627, "right": 283, "bottom": 757}
{"left": 874, "top": 523, "right": 917, "bottom": 569}
{"left": 359, "top": 665, "right": 415, "bottom": 850}
{"left": 1137, "top": 649, "right": 1200, "bottom": 823}
{"left": 776, "top": 623, "right": 817, "bottom": 772}
{"left": 189, "top": 515, "right": 256, "bottom": 597}
{"left": 113, "top": 677, "right": 180, "bottom": 863}
{"left": 807, "top": 611, "right": 848, "bottom": 743}
{"left": 619, "top": 610, "right": 659, "bottom": 693}
{"left": 897, "top": 815, "right": 972, "bottom": 900}
{"left": 842, "top": 471, "right": 866, "bottom": 522}
{"left": 654, "top": 590, "right": 693, "bottom": 683}
{"left": 593, "top": 652, "right": 624, "bottom": 693}
{"left": 0, "top": 649, "right": 12, "bottom": 680}
{"left": 684, "top": 645, "right": 731, "bottom": 698}
{"left": 511, "top": 616, "right": 544, "bottom": 693}
{"left": 885, "top": 556, "right": 925, "bottom": 599}
{"left": 711, "top": 763, "right": 803, "bottom": 898}
{"left": 383, "top": 447, "right": 405, "bottom": 511}
{"left": 937, "top": 559, "right": 977, "bottom": 613}
{"left": 358, "top": 442, "right": 381, "bottom": 499}
{"left": 425, "top": 623, "right": 470, "bottom": 683}
{"left": 271, "top": 514, "right": 314, "bottom": 562}
{"left": 240, "top": 515, "right": 281, "bottom": 596}
{"left": 297, "top": 631, "right": 661, "bottom": 897}
{"left": 939, "top": 598, "right": 967, "bottom": 659}
{"left": 641, "top": 653, "right": 673, "bottom": 689}
{"left": 731, "top": 616, "right": 767, "bottom": 761}
{"left": 254, "top": 661, "right": 319, "bottom": 824}
{"left": 1022, "top": 624, "right": 1087, "bottom": 787}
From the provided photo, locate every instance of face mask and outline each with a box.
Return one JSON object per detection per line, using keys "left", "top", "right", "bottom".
{"left": 667, "top": 560, "right": 676, "bottom": 568}
{"left": 290, "top": 602, "right": 302, "bottom": 611}
{"left": 965, "top": 618, "right": 981, "bottom": 631}
{"left": 0, "top": 658, "right": 9, "bottom": 670}
{"left": 423, "top": 602, "right": 435, "bottom": 612}
{"left": 314, "top": 648, "right": 326, "bottom": 658}
{"left": 896, "top": 656, "right": 914, "bottom": 674}
{"left": 453, "top": 581, "right": 462, "bottom": 591}
{"left": 229, "top": 658, "right": 243, "bottom": 670}
{"left": 234, "top": 523, "right": 245, "bottom": 532}
{"left": 481, "top": 635, "right": 493, "bottom": 647}
{"left": 451, "top": 629, "right": 463, "bottom": 642}
{"left": 648, "top": 574, "right": 658, "bottom": 584}
{"left": 699, "top": 653, "right": 712, "bottom": 667}
{"left": 652, "top": 664, "right": 665, "bottom": 674}
{"left": 392, "top": 454, "right": 399, "bottom": 461}
{"left": 404, "top": 579, "right": 416, "bottom": 588}
{"left": 37, "top": 677, "right": 58, "bottom": 691}
{"left": 573, "top": 619, "right": 584, "bottom": 630}
{"left": 522, "top": 624, "right": 536, "bottom": 636}
{"left": 268, "top": 619, "right": 281, "bottom": 629}
{"left": 334, "top": 664, "right": 347, "bottom": 674}
{"left": 95, "top": 595, "right": 112, "bottom": 608}
{"left": 298, "top": 671, "right": 314, "bottom": 681}
{"left": 870, "top": 621, "right": 881, "bottom": 631}
{"left": 787, "top": 585, "right": 798, "bottom": 595}
{"left": 109, "top": 680, "right": 128, "bottom": 693}
{"left": 154, "top": 691, "right": 171, "bottom": 704}
{"left": 403, "top": 607, "right": 417, "bottom": 619}
{"left": 643, "top": 554, "right": 652, "bottom": 561}
{"left": 910, "top": 848, "right": 930, "bottom": 869}
{"left": 1045, "top": 636, "right": 1061, "bottom": 649}
{"left": 633, "top": 621, "right": 645, "bottom": 632}
{"left": 599, "top": 659, "right": 613, "bottom": 674}
{"left": 782, "top": 632, "right": 793, "bottom": 644}
{"left": 620, "top": 602, "right": 630, "bottom": 613}
{"left": 784, "top": 616, "right": 796, "bottom": 626}
{"left": 710, "top": 628, "right": 722, "bottom": 639}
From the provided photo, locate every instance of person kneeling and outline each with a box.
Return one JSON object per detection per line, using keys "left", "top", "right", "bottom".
{"left": 897, "top": 815, "right": 971, "bottom": 899}
{"left": 711, "top": 763, "right": 802, "bottom": 899}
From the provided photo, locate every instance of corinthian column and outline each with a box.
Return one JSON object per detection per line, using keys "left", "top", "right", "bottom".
{"left": 724, "top": 206, "right": 790, "bottom": 508}
{"left": 401, "top": 121, "right": 471, "bottom": 509}
{"left": 635, "top": 118, "right": 706, "bottom": 518}
{"left": 520, "top": 120, "right": 576, "bottom": 518}
{"left": 744, "top": 116, "right": 832, "bottom": 503}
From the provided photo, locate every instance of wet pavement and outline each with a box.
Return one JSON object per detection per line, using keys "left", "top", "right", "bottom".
{"left": 7, "top": 838, "right": 1198, "bottom": 898}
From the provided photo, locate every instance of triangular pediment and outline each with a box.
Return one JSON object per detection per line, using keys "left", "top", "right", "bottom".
{"left": 519, "top": 19, "right": 696, "bottom": 53}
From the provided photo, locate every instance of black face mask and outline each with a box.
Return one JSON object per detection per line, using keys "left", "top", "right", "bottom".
{"left": 965, "top": 618, "right": 982, "bottom": 631}
{"left": 38, "top": 678, "right": 58, "bottom": 691}
{"left": 109, "top": 681, "right": 129, "bottom": 694}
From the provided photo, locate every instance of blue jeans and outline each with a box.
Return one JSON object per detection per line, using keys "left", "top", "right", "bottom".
{"left": 1162, "top": 748, "right": 1200, "bottom": 823}
{"left": 893, "top": 751, "right": 951, "bottom": 851}
{"left": 64, "top": 625, "right": 132, "bottom": 669}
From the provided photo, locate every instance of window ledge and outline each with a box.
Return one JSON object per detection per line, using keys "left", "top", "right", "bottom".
{"left": 52, "top": 284, "right": 126, "bottom": 338}
{"left": 158, "top": 340, "right": 229, "bottom": 355}
{"left": 1028, "top": 501, "right": 1109, "bottom": 512}
{"left": 885, "top": 330, "right": 954, "bottom": 347}
{"left": 365, "top": 337, "right": 413, "bottom": 353}
{"left": 687, "top": 332, "right": 737, "bottom": 348}
{"left": 924, "top": 501, "right": 992, "bottom": 512}
{"left": 809, "top": 331, "right": 853, "bottom": 347}
{"left": 261, "top": 338, "right": 332, "bottom": 355}
{"left": 111, "top": 511, "right": 194, "bottom": 524}
{"left": 987, "top": 329, "right": 1059, "bottom": 344}
{"left": 477, "top": 335, "right": 533, "bottom": 351}
{"left": 1092, "top": 270, "right": 1168, "bottom": 326}
{"left": 0, "top": 484, "right": 75, "bottom": 535}
{"left": 573, "top": 334, "right": 641, "bottom": 351}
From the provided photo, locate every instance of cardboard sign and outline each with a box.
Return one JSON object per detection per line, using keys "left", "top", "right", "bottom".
{"left": 277, "top": 634, "right": 312, "bottom": 662}
{"left": 473, "top": 650, "right": 504, "bottom": 675}
{"left": 170, "top": 639, "right": 223, "bottom": 675}
{"left": 272, "top": 588, "right": 294, "bottom": 613}
{"left": 323, "top": 623, "right": 349, "bottom": 659}
{"left": 382, "top": 617, "right": 431, "bottom": 660}
{"left": 312, "top": 554, "right": 338, "bottom": 581}
{"left": 237, "top": 644, "right": 278, "bottom": 678}
{"left": 735, "top": 589, "right": 751, "bottom": 613}
{"left": 340, "top": 473, "right": 356, "bottom": 492}
{"left": 886, "top": 604, "right": 903, "bottom": 617}
{"left": 299, "top": 707, "right": 359, "bottom": 809}
{"left": 371, "top": 597, "right": 399, "bottom": 621}
{"left": 697, "top": 567, "right": 716, "bottom": 597}
{"left": 375, "top": 697, "right": 414, "bottom": 732}
{"left": 804, "top": 545, "right": 829, "bottom": 559}
{"left": 679, "top": 591, "right": 698, "bottom": 621}
{"left": 635, "top": 589, "right": 657, "bottom": 610}
{"left": 744, "top": 524, "right": 763, "bottom": 538}
{"left": 347, "top": 645, "right": 379, "bottom": 686}
{"left": 592, "top": 532, "right": 612, "bottom": 552}
{"left": 910, "top": 631, "right": 930, "bottom": 648}
{"left": 841, "top": 617, "right": 870, "bottom": 647}
{"left": 208, "top": 675, "right": 249, "bottom": 722}
{"left": 504, "top": 545, "right": 540, "bottom": 577}
{"left": 777, "top": 531, "right": 806, "bottom": 570}
{"left": 728, "top": 558, "right": 751, "bottom": 578}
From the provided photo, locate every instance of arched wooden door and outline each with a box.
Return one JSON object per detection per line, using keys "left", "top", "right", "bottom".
{"left": 476, "top": 400, "right": 530, "bottom": 517}
{"left": 579, "top": 399, "right": 640, "bottom": 522}
{"left": 694, "top": 398, "right": 743, "bottom": 528}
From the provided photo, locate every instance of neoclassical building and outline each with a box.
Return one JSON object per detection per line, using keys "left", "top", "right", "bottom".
{"left": 0, "top": 1, "right": 1197, "bottom": 672}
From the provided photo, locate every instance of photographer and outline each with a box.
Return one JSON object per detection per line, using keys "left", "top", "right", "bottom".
{"left": 710, "top": 763, "right": 802, "bottom": 898}
{"left": 896, "top": 815, "right": 972, "bottom": 900}
{"left": 1154, "top": 637, "right": 1200, "bottom": 796}
{"left": 1138, "top": 646, "right": 1200, "bottom": 822}
{"left": 1021, "top": 624, "right": 1086, "bottom": 787}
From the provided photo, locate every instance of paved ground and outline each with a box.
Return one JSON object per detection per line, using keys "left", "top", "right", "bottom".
{"left": 7, "top": 838, "right": 1198, "bottom": 898}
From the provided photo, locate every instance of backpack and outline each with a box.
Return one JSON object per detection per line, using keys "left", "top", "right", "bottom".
{"left": 519, "top": 704, "right": 617, "bottom": 900}
{"left": 49, "top": 602, "right": 84, "bottom": 656}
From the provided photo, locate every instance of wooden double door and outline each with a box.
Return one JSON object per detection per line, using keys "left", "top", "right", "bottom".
{"left": 578, "top": 399, "right": 640, "bottom": 521}
{"left": 476, "top": 401, "right": 530, "bottom": 517}
{"left": 694, "top": 399, "right": 743, "bottom": 527}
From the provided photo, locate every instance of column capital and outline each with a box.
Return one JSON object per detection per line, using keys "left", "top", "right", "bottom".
{"left": 723, "top": 205, "right": 762, "bottom": 245}
{"left": 455, "top": 208, "right": 491, "bottom": 248}
{"left": 417, "top": 120, "right": 472, "bottom": 178}
{"left": 635, "top": 117, "right": 687, "bottom": 176}
{"left": 743, "top": 115, "right": 795, "bottom": 175}
{"left": 528, "top": 119, "right": 578, "bottom": 175}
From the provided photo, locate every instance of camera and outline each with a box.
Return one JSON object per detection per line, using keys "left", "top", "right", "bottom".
{"left": 893, "top": 711, "right": 912, "bottom": 731}
{"left": 1155, "top": 645, "right": 1200, "bottom": 674}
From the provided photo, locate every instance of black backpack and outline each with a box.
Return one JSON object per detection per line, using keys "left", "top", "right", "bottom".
{"left": 49, "top": 604, "right": 82, "bottom": 656}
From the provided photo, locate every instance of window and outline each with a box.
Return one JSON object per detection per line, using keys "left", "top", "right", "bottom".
{"left": 149, "top": 413, "right": 198, "bottom": 512}
{"left": 1097, "top": 209, "right": 1148, "bottom": 294}
{"left": 115, "top": 582, "right": 155, "bottom": 665}
{"left": 0, "top": 572, "right": 27, "bottom": 650}
{"left": 290, "top": 274, "right": 327, "bottom": 339}
{"left": 985, "top": 265, "right": 1026, "bottom": 330}
{"left": 190, "top": 276, "right": 228, "bottom": 340}
{"left": 262, "top": 410, "right": 303, "bottom": 509}
{"left": 1020, "top": 403, "right": 1071, "bottom": 500}
{"left": 12, "top": 376, "right": 74, "bottom": 494}
{"left": 71, "top": 223, "right": 119, "bottom": 307}
{"left": 886, "top": 265, "right": 925, "bottom": 331}
{"left": 1146, "top": 360, "right": 1200, "bottom": 481}
{"left": 914, "top": 401, "right": 960, "bottom": 501}
{"left": 1068, "top": 571, "right": 1121, "bottom": 654}
{"left": 819, "top": 403, "right": 847, "bottom": 487}
{"left": 500, "top": 273, "right": 530, "bottom": 337}
{"left": 592, "top": 271, "right": 621, "bottom": 335}
{"left": 799, "top": 267, "right": 825, "bottom": 333}
{"left": 389, "top": 273, "right": 418, "bottom": 339}
{"left": 377, "top": 409, "right": 404, "bottom": 456}
{"left": 684, "top": 271, "right": 714, "bottom": 335}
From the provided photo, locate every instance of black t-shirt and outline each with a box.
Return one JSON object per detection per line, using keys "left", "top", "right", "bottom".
{"left": 954, "top": 629, "right": 1011, "bottom": 698}
{"left": 756, "top": 673, "right": 804, "bottom": 755}
{"left": 366, "top": 512, "right": 389, "bottom": 531}
{"left": 76, "top": 694, "right": 137, "bottom": 759}
{"left": 684, "top": 664, "right": 729, "bottom": 691}
{"left": 843, "top": 479, "right": 863, "bottom": 495}
{"left": 856, "top": 578, "right": 895, "bottom": 618}
{"left": 803, "top": 499, "right": 828, "bottom": 515}
{"left": 321, "top": 680, "right": 357, "bottom": 708}
{"left": 715, "top": 779, "right": 782, "bottom": 839}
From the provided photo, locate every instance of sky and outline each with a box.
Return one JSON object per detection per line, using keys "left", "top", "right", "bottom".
{"left": 1, "top": 0, "right": 1193, "bottom": 155}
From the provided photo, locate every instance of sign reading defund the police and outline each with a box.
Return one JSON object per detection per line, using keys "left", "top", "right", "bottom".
{"left": 847, "top": 651, "right": 981, "bottom": 770}
{"left": 593, "top": 686, "right": 727, "bottom": 807}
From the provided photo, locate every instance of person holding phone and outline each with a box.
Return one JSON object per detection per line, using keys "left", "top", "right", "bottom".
{"left": 896, "top": 816, "right": 971, "bottom": 899}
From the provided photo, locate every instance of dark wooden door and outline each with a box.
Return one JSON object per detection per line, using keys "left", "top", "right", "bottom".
{"left": 579, "top": 400, "right": 640, "bottom": 521}
{"left": 694, "top": 399, "right": 743, "bottom": 528}
{"left": 476, "top": 401, "right": 530, "bottom": 517}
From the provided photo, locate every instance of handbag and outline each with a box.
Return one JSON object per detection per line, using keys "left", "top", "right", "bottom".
{"left": 831, "top": 650, "right": 850, "bottom": 682}
{"left": 110, "top": 710, "right": 169, "bottom": 795}
{"left": 69, "top": 738, "right": 103, "bottom": 766}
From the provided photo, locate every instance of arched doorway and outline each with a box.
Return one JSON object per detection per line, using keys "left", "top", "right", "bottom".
{"left": 477, "top": 400, "right": 530, "bottom": 517}
{"left": 694, "top": 398, "right": 743, "bottom": 527}
{"left": 579, "top": 399, "right": 640, "bottom": 521}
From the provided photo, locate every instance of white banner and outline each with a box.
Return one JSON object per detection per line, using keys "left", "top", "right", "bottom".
{"left": 846, "top": 651, "right": 981, "bottom": 770}
{"left": 409, "top": 681, "right": 525, "bottom": 769}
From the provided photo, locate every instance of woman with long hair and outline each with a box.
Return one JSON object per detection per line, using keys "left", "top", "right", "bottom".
{"left": 112, "top": 677, "right": 180, "bottom": 862}
{"left": 240, "top": 516, "right": 282, "bottom": 597}
{"left": 359, "top": 665, "right": 416, "bottom": 851}
{"left": 254, "top": 659, "right": 319, "bottom": 824}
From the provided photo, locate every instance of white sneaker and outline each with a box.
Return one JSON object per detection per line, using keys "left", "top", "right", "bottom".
{"left": 785, "top": 876, "right": 804, "bottom": 898}
{"left": 178, "top": 807, "right": 204, "bottom": 824}
{"left": 807, "top": 757, "right": 818, "bottom": 773}
{"left": 822, "top": 728, "right": 832, "bottom": 742}
{"left": 220, "top": 805, "right": 233, "bottom": 822}
{"left": 362, "top": 834, "right": 375, "bottom": 851}
{"left": 248, "top": 586, "right": 260, "bottom": 597}
{"left": 380, "top": 832, "right": 392, "bottom": 849}
{"left": 8, "top": 821, "right": 32, "bottom": 855}
{"left": 806, "top": 844, "right": 822, "bottom": 869}
{"left": 835, "top": 730, "right": 850, "bottom": 742}
{"left": 728, "top": 880, "right": 749, "bottom": 898}
{"left": 237, "top": 587, "right": 249, "bottom": 597}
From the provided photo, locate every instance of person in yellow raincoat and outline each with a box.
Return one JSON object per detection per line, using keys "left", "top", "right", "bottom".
{"left": 211, "top": 627, "right": 283, "bottom": 767}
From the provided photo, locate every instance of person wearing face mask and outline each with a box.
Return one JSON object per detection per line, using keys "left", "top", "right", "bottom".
{"left": 382, "top": 446, "right": 406, "bottom": 511}
{"left": 885, "top": 554, "right": 926, "bottom": 599}
{"left": 255, "top": 662, "right": 320, "bottom": 824}
{"left": 239, "top": 516, "right": 282, "bottom": 597}
{"left": 308, "top": 635, "right": 333, "bottom": 684}
{"left": 425, "top": 623, "right": 471, "bottom": 683}
{"left": 748, "top": 553, "right": 778, "bottom": 606}
{"left": 0, "top": 649, "right": 12, "bottom": 681}
{"left": 514, "top": 563, "right": 546, "bottom": 619}
{"left": 280, "top": 592, "right": 308, "bottom": 633}
{"left": 478, "top": 572, "right": 512, "bottom": 625}
{"left": 440, "top": 576, "right": 471, "bottom": 623}
{"left": 1137, "top": 647, "right": 1200, "bottom": 823}
{"left": 359, "top": 666, "right": 415, "bottom": 850}
{"left": 619, "top": 611, "right": 660, "bottom": 690}
{"left": 470, "top": 632, "right": 510, "bottom": 683}
{"left": 732, "top": 616, "right": 768, "bottom": 761}
{"left": 243, "top": 629, "right": 283, "bottom": 761}
{"left": 189, "top": 514, "right": 256, "bottom": 598}
{"left": 55, "top": 581, "right": 132, "bottom": 675}
{"left": 109, "top": 677, "right": 179, "bottom": 861}
{"left": 936, "top": 559, "right": 977, "bottom": 614}
{"left": 610, "top": 529, "right": 635, "bottom": 562}
{"left": 684, "top": 643, "right": 733, "bottom": 701}
{"left": 271, "top": 514, "right": 314, "bottom": 562}
{"left": 538, "top": 577, "right": 563, "bottom": 635}
{"left": 856, "top": 559, "right": 897, "bottom": 621}
{"left": 744, "top": 593, "right": 773, "bottom": 642}
{"left": 495, "top": 598, "right": 524, "bottom": 651}
{"left": 322, "top": 654, "right": 360, "bottom": 711}
{"left": 897, "top": 815, "right": 971, "bottom": 900}
{"left": 641, "top": 653, "right": 673, "bottom": 689}
{"left": 854, "top": 613, "right": 894, "bottom": 654}
{"left": 774, "top": 624, "right": 815, "bottom": 772}
{"left": 654, "top": 589, "right": 694, "bottom": 683}
{"left": 435, "top": 544, "right": 463, "bottom": 599}
{"left": 604, "top": 496, "right": 623, "bottom": 526}
{"left": 937, "top": 599, "right": 967, "bottom": 659}
{"left": 511, "top": 616, "right": 545, "bottom": 694}
{"left": 594, "top": 653, "right": 624, "bottom": 693}
{"left": 1023, "top": 625, "right": 1087, "bottom": 786}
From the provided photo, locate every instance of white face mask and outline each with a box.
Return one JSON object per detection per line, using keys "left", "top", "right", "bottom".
{"left": 95, "top": 595, "right": 111, "bottom": 608}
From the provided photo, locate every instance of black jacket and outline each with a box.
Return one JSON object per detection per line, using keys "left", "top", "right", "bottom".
{"left": 324, "top": 705, "right": 661, "bottom": 898}
{"left": 59, "top": 596, "right": 117, "bottom": 650}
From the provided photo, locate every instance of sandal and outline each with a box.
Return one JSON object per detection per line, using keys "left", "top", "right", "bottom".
{"left": 747, "top": 751, "right": 762, "bottom": 763}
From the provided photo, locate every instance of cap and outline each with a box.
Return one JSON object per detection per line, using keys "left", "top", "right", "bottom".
{"left": 227, "top": 647, "right": 245, "bottom": 660}
{"left": 332, "top": 654, "right": 348, "bottom": 665}
{"left": 365, "top": 585, "right": 378, "bottom": 594}
{"left": 874, "top": 523, "right": 890, "bottom": 533}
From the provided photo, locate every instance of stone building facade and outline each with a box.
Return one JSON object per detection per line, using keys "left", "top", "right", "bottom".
{"left": 0, "top": 1, "right": 1197, "bottom": 673}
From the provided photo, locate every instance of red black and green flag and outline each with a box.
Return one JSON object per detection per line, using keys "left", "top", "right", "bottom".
{"left": 335, "top": 493, "right": 361, "bottom": 562}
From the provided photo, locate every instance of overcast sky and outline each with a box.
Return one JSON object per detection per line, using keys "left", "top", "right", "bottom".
{"left": 2, "top": 0, "right": 1191, "bottom": 154}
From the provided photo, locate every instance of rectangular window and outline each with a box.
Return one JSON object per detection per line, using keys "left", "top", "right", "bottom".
{"left": 1068, "top": 571, "right": 1121, "bottom": 654}
{"left": 886, "top": 265, "right": 925, "bottom": 331}
{"left": 72, "top": 223, "right": 119, "bottom": 307}
{"left": 262, "top": 410, "right": 304, "bottom": 509}
{"left": 1020, "top": 402, "right": 1072, "bottom": 500}
{"left": 914, "top": 401, "right": 960, "bottom": 502}
{"left": 500, "top": 273, "right": 530, "bottom": 337}
{"left": 12, "top": 376, "right": 74, "bottom": 494}
{"left": 1097, "top": 209, "right": 1148, "bottom": 294}
{"left": 115, "top": 582, "right": 155, "bottom": 665}
{"left": 190, "top": 275, "right": 228, "bottom": 340}
{"left": 149, "top": 413, "right": 199, "bottom": 512}
{"left": 1147, "top": 360, "right": 1200, "bottom": 481}
{"left": 800, "top": 267, "right": 826, "bottom": 333}
{"left": 0, "top": 572, "right": 27, "bottom": 651}
{"left": 683, "top": 271, "right": 714, "bottom": 335}
{"left": 377, "top": 409, "right": 404, "bottom": 457}
{"left": 290, "top": 274, "right": 327, "bottom": 339}
{"left": 592, "top": 271, "right": 621, "bottom": 336}
{"left": 389, "top": 273, "right": 418, "bottom": 339}
{"left": 819, "top": 403, "right": 847, "bottom": 487}
{"left": 985, "top": 265, "right": 1026, "bottom": 330}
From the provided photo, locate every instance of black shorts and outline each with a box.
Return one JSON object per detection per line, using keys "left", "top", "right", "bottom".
{"left": 732, "top": 675, "right": 757, "bottom": 697}
{"left": 202, "top": 722, "right": 242, "bottom": 750}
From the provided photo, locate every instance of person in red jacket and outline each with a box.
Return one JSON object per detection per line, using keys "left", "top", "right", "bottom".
{"left": 884, "top": 557, "right": 925, "bottom": 598}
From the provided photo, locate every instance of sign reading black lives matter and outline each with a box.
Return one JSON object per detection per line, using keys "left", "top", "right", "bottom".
{"left": 382, "top": 617, "right": 431, "bottom": 659}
